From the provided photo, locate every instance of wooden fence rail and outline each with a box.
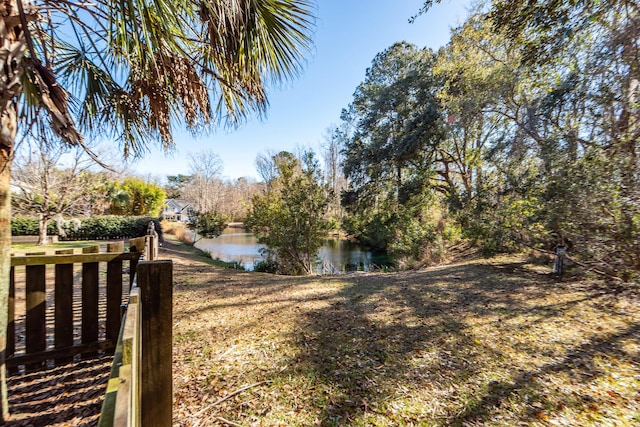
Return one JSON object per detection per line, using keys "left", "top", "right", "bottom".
{"left": 7, "top": 236, "right": 149, "bottom": 369}
{"left": 98, "top": 260, "right": 173, "bottom": 427}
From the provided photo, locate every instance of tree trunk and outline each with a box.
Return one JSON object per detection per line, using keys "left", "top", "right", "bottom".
{"left": 0, "top": 126, "right": 13, "bottom": 422}
{"left": 38, "top": 214, "right": 50, "bottom": 246}
{"left": 1, "top": 0, "right": 27, "bottom": 419}
{"left": 0, "top": 104, "right": 16, "bottom": 422}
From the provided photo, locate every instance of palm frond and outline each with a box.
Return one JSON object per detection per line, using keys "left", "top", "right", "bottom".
{"left": 8, "top": 0, "right": 316, "bottom": 157}
{"left": 197, "top": 0, "right": 315, "bottom": 124}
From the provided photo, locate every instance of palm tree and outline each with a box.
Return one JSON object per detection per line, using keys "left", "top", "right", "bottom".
{"left": 0, "top": 0, "right": 315, "bottom": 419}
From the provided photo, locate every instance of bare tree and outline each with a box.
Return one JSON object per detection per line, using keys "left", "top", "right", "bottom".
{"left": 219, "top": 177, "right": 261, "bottom": 222}
{"left": 255, "top": 149, "right": 279, "bottom": 184}
{"left": 321, "top": 125, "right": 348, "bottom": 218}
{"left": 11, "top": 142, "right": 114, "bottom": 244}
{"left": 182, "top": 149, "right": 224, "bottom": 213}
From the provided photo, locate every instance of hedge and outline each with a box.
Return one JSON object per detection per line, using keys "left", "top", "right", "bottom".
{"left": 11, "top": 217, "right": 50, "bottom": 236}
{"left": 11, "top": 216, "right": 162, "bottom": 241}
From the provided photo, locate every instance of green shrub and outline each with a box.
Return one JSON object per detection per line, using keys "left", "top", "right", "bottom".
{"left": 188, "top": 211, "right": 228, "bottom": 241}
{"left": 11, "top": 217, "right": 40, "bottom": 236}
{"left": 253, "top": 259, "right": 279, "bottom": 274}
{"left": 11, "top": 216, "right": 162, "bottom": 240}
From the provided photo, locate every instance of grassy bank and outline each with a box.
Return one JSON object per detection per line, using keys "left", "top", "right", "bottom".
{"left": 10, "top": 240, "right": 120, "bottom": 255}
{"left": 169, "top": 248, "right": 639, "bottom": 426}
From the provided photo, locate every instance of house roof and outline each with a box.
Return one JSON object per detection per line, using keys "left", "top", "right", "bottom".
{"left": 165, "top": 199, "right": 192, "bottom": 211}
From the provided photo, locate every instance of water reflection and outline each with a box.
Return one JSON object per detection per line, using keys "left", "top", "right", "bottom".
{"left": 194, "top": 227, "right": 385, "bottom": 274}
{"left": 194, "top": 228, "right": 265, "bottom": 270}
{"left": 317, "top": 239, "right": 374, "bottom": 274}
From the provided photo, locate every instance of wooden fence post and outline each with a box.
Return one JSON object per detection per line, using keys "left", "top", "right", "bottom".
{"left": 146, "top": 222, "right": 159, "bottom": 261}
{"left": 128, "top": 237, "right": 146, "bottom": 289}
{"left": 82, "top": 246, "right": 100, "bottom": 353}
{"left": 55, "top": 249, "right": 74, "bottom": 364}
{"left": 25, "top": 252, "right": 46, "bottom": 371}
{"left": 8, "top": 264, "right": 15, "bottom": 373}
{"left": 138, "top": 260, "right": 173, "bottom": 427}
{"left": 106, "top": 242, "right": 125, "bottom": 344}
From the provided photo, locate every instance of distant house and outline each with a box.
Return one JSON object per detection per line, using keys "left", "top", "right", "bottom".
{"left": 162, "top": 199, "right": 195, "bottom": 222}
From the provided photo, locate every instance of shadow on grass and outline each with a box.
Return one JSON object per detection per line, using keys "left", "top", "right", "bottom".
{"left": 449, "top": 323, "right": 640, "bottom": 426}
{"left": 280, "top": 261, "right": 636, "bottom": 426}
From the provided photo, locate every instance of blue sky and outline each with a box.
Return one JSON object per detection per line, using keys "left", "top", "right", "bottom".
{"left": 131, "top": 0, "right": 471, "bottom": 181}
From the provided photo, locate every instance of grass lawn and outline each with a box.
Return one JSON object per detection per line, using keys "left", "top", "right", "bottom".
{"left": 166, "top": 242, "right": 640, "bottom": 426}
{"left": 11, "top": 241, "right": 104, "bottom": 252}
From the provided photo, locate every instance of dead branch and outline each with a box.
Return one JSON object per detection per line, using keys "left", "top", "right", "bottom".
{"left": 516, "top": 239, "right": 625, "bottom": 283}
{"left": 191, "top": 381, "right": 268, "bottom": 419}
{"left": 215, "top": 417, "right": 243, "bottom": 427}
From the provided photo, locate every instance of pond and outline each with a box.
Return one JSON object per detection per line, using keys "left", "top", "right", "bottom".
{"left": 194, "top": 226, "right": 389, "bottom": 274}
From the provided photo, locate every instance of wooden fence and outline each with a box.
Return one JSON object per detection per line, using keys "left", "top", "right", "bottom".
{"left": 7, "top": 236, "right": 149, "bottom": 369}
{"left": 8, "top": 231, "right": 171, "bottom": 425}
{"left": 98, "top": 260, "right": 173, "bottom": 427}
